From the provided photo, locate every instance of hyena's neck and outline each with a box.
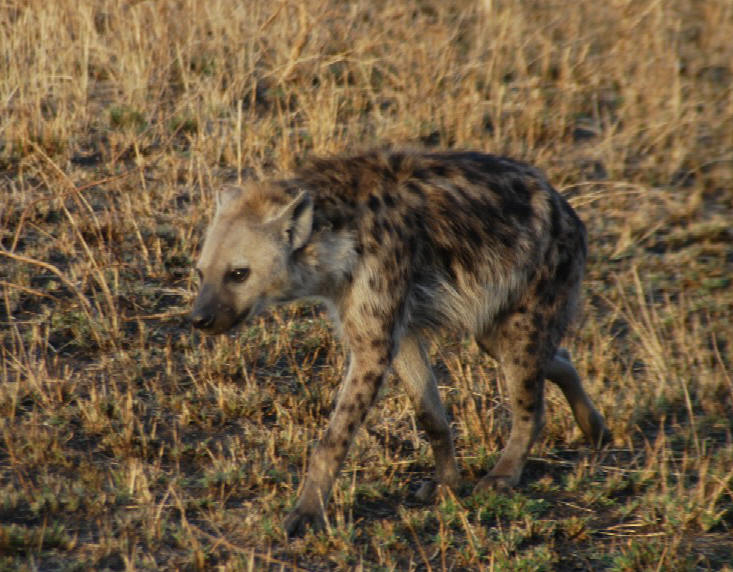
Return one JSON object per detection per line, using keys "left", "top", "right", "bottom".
{"left": 290, "top": 230, "right": 358, "bottom": 301}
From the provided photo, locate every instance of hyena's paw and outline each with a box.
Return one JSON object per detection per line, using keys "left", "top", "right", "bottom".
{"left": 414, "top": 477, "right": 461, "bottom": 503}
{"left": 473, "top": 474, "right": 518, "bottom": 495}
{"left": 414, "top": 480, "right": 438, "bottom": 503}
{"left": 589, "top": 413, "right": 613, "bottom": 449}
{"left": 283, "top": 507, "right": 326, "bottom": 539}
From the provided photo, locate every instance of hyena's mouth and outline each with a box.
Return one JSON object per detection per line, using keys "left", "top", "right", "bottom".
{"left": 229, "top": 310, "right": 250, "bottom": 329}
{"left": 192, "top": 306, "right": 257, "bottom": 335}
{"left": 230, "top": 303, "right": 261, "bottom": 329}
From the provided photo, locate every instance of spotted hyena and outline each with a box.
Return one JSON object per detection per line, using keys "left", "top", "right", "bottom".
{"left": 190, "top": 150, "right": 610, "bottom": 537}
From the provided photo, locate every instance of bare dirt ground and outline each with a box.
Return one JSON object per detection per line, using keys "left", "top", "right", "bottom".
{"left": 1, "top": 1, "right": 732, "bottom": 569}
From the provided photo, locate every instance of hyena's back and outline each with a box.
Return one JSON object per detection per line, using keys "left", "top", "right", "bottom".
{"left": 290, "top": 150, "right": 585, "bottom": 341}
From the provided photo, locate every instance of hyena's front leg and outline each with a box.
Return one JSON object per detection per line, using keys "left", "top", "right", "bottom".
{"left": 283, "top": 349, "right": 390, "bottom": 538}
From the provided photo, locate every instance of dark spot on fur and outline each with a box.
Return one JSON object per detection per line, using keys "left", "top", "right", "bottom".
{"left": 435, "top": 246, "right": 457, "bottom": 281}
{"left": 389, "top": 153, "right": 403, "bottom": 174}
{"left": 431, "top": 164, "right": 448, "bottom": 177}
{"left": 533, "top": 313, "right": 544, "bottom": 330}
{"left": 534, "top": 276, "right": 549, "bottom": 297}
{"left": 511, "top": 177, "right": 530, "bottom": 201}
{"left": 370, "top": 338, "right": 387, "bottom": 350}
{"left": 493, "top": 225, "right": 515, "bottom": 248}
{"left": 368, "top": 194, "right": 381, "bottom": 212}
{"left": 544, "top": 288, "right": 557, "bottom": 305}
{"left": 502, "top": 196, "right": 533, "bottom": 221}
{"left": 526, "top": 341, "right": 538, "bottom": 355}
{"left": 462, "top": 166, "right": 485, "bottom": 187}
{"left": 383, "top": 192, "right": 396, "bottom": 208}
{"left": 333, "top": 217, "right": 348, "bottom": 232}
{"left": 406, "top": 181, "right": 424, "bottom": 197}
{"left": 363, "top": 371, "right": 381, "bottom": 385}
{"left": 461, "top": 249, "right": 479, "bottom": 275}
{"left": 522, "top": 414, "right": 531, "bottom": 422}
{"left": 556, "top": 252, "right": 573, "bottom": 283}
{"left": 371, "top": 219, "right": 383, "bottom": 240}
{"left": 466, "top": 225, "right": 482, "bottom": 249}
{"left": 341, "top": 438, "right": 350, "bottom": 450}
{"left": 407, "top": 235, "right": 418, "bottom": 256}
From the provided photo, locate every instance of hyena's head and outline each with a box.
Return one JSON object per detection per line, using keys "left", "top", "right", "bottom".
{"left": 189, "top": 182, "right": 313, "bottom": 334}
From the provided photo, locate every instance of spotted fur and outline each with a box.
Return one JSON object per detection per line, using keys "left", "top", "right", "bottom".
{"left": 190, "top": 150, "right": 611, "bottom": 537}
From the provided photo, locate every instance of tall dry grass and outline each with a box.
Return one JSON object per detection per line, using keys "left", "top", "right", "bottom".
{"left": 1, "top": 0, "right": 732, "bottom": 569}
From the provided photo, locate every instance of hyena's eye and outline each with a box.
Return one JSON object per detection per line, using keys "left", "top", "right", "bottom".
{"left": 227, "top": 267, "right": 250, "bottom": 283}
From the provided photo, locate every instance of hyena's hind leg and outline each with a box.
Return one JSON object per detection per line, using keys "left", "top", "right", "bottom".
{"left": 474, "top": 325, "right": 549, "bottom": 492}
{"left": 546, "top": 349, "right": 611, "bottom": 448}
{"left": 393, "top": 335, "right": 460, "bottom": 501}
{"left": 473, "top": 328, "right": 611, "bottom": 493}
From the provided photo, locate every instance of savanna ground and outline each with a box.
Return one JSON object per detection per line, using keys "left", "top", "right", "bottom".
{"left": 1, "top": 1, "right": 732, "bottom": 569}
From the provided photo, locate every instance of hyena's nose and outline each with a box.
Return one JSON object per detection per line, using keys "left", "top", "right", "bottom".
{"left": 189, "top": 311, "right": 215, "bottom": 330}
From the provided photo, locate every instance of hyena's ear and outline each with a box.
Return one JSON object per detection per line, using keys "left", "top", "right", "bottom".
{"left": 268, "top": 190, "right": 313, "bottom": 250}
{"left": 215, "top": 185, "right": 244, "bottom": 213}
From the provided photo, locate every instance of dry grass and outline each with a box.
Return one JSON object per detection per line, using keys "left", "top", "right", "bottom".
{"left": 1, "top": 0, "right": 732, "bottom": 569}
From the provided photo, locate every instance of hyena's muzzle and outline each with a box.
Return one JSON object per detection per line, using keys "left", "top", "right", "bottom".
{"left": 189, "top": 283, "right": 253, "bottom": 334}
